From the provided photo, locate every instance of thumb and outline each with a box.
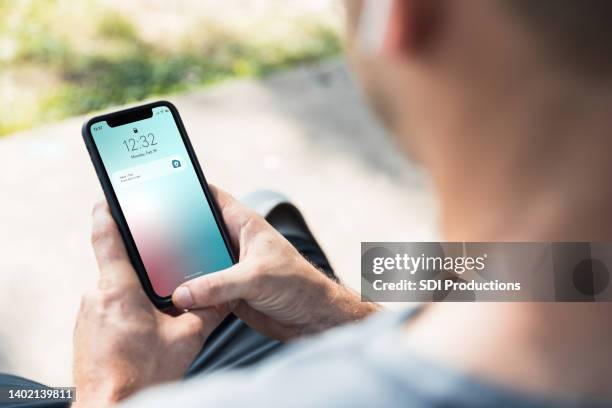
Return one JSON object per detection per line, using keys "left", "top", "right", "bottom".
{"left": 172, "top": 264, "right": 252, "bottom": 310}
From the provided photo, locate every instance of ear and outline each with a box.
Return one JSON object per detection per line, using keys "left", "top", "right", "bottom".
{"left": 383, "top": 0, "right": 439, "bottom": 58}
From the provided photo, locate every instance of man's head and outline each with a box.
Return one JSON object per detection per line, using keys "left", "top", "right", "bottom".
{"left": 344, "top": 0, "right": 612, "bottom": 166}
{"left": 344, "top": 0, "right": 612, "bottom": 240}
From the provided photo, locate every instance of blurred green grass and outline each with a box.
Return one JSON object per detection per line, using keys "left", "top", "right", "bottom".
{"left": 0, "top": 0, "right": 341, "bottom": 136}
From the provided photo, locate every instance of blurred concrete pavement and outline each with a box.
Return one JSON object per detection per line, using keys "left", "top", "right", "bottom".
{"left": 0, "top": 59, "right": 438, "bottom": 385}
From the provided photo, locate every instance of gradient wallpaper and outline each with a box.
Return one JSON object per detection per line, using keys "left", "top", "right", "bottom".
{"left": 91, "top": 106, "right": 233, "bottom": 297}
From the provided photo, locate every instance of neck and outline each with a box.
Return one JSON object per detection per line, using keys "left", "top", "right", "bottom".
{"left": 403, "top": 76, "right": 612, "bottom": 400}
{"left": 430, "top": 78, "right": 612, "bottom": 241}
{"left": 404, "top": 302, "right": 612, "bottom": 399}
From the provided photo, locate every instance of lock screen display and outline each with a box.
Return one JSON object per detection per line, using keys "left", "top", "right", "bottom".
{"left": 91, "top": 106, "right": 233, "bottom": 297}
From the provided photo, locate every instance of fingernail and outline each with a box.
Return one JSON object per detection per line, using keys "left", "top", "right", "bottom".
{"left": 174, "top": 286, "right": 193, "bottom": 309}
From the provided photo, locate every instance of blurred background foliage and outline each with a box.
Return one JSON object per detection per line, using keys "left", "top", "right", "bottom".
{"left": 0, "top": 0, "right": 342, "bottom": 136}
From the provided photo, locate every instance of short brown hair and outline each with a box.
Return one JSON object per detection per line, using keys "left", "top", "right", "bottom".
{"left": 504, "top": 0, "right": 612, "bottom": 75}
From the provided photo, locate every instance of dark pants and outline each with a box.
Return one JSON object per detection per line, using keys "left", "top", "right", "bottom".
{"left": 0, "top": 224, "right": 334, "bottom": 408}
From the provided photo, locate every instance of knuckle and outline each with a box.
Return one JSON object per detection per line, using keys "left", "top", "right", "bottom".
{"left": 228, "top": 299, "right": 240, "bottom": 311}
{"left": 95, "top": 279, "right": 123, "bottom": 307}
{"left": 188, "top": 276, "right": 219, "bottom": 304}
{"left": 243, "top": 213, "right": 265, "bottom": 233}
{"left": 92, "top": 199, "right": 107, "bottom": 216}
{"left": 188, "top": 319, "right": 205, "bottom": 339}
{"left": 202, "top": 276, "right": 222, "bottom": 297}
{"left": 226, "top": 205, "right": 247, "bottom": 226}
{"left": 250, "top": 261, "right": 272, "bottom": 287}
{"left": 78, "top": 288, "right": 119, "bottom": 315}
{"left": 90, "top": 219, "right": 115, "bottom": 247}
{"left": 97, "top": 276, "right": 116, "bottom": 294}
{"left": 235, "top": 210, "right": 265, "bottom": 237}
{"left": 79, "top": 290, "right": 98, "bottom": 311}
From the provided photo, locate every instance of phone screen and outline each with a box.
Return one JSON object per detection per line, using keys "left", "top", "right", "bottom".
{"left": 90, "top": 105, "right": 233, "bottom": 298}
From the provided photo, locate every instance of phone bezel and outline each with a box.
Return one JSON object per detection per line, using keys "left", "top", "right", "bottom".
{"left": 82, "top": 100, "right": 237, "bottom": 309}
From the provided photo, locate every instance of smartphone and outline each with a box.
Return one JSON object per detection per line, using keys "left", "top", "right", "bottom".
{"left": 82, "top": 101, "right": 236, "bottom": 308}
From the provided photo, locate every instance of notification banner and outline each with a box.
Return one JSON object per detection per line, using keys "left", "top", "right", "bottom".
{"left": 112, "top": 155, "right": 185, "bottom": 189}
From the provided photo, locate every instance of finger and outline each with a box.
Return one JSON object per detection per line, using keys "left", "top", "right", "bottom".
{"left": 91, "top": 199, "right": 140, "bottom": 286}
{"left": 172, "top": 264, "right": 252, "bottom": 310}
{"left": 209, "top": 185, "right": 258, "bottom": 248}
{"left": 91, "top": 199, "right": 128, "bottom": 266}
{"left": 232, "top": 301, "right": 293, "bottom": 341}
{"left": 169, "top": 306, "right": 229, "bottom": 341}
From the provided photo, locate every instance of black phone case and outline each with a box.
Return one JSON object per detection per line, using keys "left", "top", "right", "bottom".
{"left": 82, "top": 100, "right": 237, "bottom": 309}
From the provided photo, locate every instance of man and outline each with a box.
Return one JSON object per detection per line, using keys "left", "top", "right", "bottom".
{"left": 5, "top": 0, "right": 612, "bottom": 406}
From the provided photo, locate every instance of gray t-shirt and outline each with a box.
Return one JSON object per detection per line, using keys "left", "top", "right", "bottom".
{"left": 121, "top": 308, "right": 605, "bottom": 408}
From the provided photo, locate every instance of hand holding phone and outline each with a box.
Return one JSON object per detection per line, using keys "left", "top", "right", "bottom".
{"left": 83, "top": 101, "right": 236, "bottom": 308}
{"left": 73, "top": 201, "right": 229, "bottom": 407}
{"left": 171, "top": 186, "right": 380, "bottom": 341}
